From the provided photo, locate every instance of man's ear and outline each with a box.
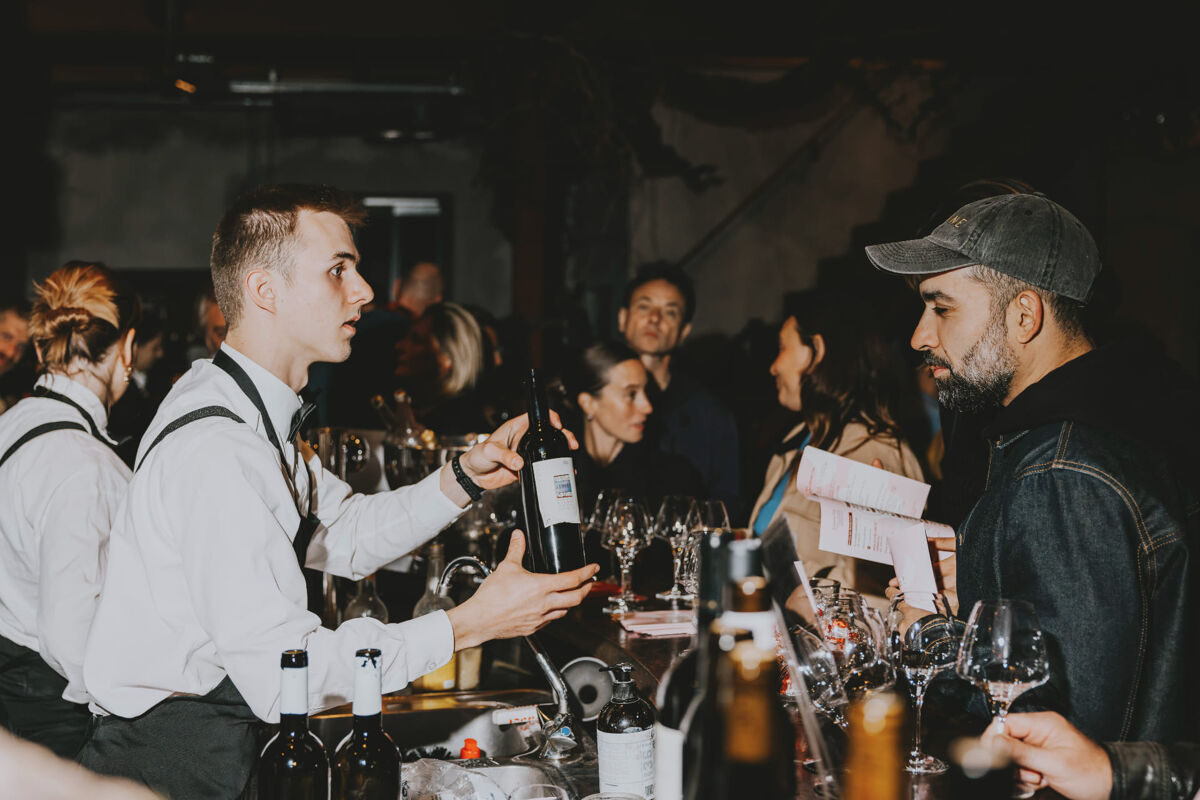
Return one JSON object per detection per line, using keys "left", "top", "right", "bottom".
{"left": 678, "top": 321, "right": 692, "bottom": 345}
{"left": 617, "top": 307, "right": 628, "bottom": 334}
{"left": 1010, "top": 289, "right": 1044, "bottom": 345}
{"left": 245, "top": 269, "right": 276, "bottom": 314}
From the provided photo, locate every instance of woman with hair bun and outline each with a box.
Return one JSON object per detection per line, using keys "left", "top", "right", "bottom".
{"left": 0, "top": 261, "right": 139, "bottom": 757}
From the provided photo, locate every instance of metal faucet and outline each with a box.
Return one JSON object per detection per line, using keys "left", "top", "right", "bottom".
{"left": 439, "top": 555, "right": 580, "bottom": 761}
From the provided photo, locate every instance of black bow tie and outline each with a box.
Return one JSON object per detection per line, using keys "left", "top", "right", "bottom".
{"left": 288, "top": 399, "right": 317, "bottom": 441}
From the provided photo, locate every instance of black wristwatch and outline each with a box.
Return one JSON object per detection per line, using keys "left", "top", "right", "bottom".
{"left": 451, "top": 453, "right": 484, "bottom": 502}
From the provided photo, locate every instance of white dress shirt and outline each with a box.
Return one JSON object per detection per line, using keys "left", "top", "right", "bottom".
{"left": 84, "top": 343, "right": 463, "bottom": 723}
{"left": 0, "top": 373, "right": 131, "bottom": 704}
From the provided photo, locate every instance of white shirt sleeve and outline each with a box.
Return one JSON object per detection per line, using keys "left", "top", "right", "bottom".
{"left": 165, "top": 428, "right": 456, "bottom": 721}
{"left": 35, "top": 443, "right": 129, "bottom": 704}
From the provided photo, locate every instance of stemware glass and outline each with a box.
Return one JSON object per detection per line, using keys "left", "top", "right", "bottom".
{"left": 689, "top": 499, "right": 731, "bottom": 532}
{"left": 956, "top": 599, "right": 1050, "bottom": 734}
{"left": 601, "top": 498, "right": 652, "bottom": 615}
{"left": 887, "top": 591, "right": 962, "bottom": 774}
{"left": 822, "top": 593, "right": 894, "bottom": 698}
{"left": 653, "top": 495, "right": 699, "bottom": 601}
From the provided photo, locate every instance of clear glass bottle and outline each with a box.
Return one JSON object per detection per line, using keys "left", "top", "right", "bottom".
{"left": 412, "top": 541, "right": 457, "bottom": 692}
{"left": 342, "top": 573, "right": 388, "bottom": 623}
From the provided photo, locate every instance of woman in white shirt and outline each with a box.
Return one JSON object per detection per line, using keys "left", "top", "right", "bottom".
{"left": 0, "top": 261, "right": 138, "bottom": 757}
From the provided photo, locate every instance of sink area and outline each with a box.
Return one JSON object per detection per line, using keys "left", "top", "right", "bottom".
{"left": 310, "top": 688, "right": 553, "bottom": 758}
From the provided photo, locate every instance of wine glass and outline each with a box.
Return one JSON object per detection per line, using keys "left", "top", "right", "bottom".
{"left": 688, "top": 499, "right": 731, "bottom": 532}
{"left": 887, "top": 591, "right": 962, "bottom": 774}
{"left": 823, "top": 594, "right": 894, "bottom": 698}
{"left": 956, "top": 599, "right": 1050, "bottom": 734}
{"left": 601, "top": 498, "right": 652, "bottom": 615}
{"left": 653, "top": 495, "right": 699, "bottom": 601}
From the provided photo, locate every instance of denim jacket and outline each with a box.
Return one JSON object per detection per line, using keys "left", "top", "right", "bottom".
{"left": 955, "top": 343, "right": 1200, "bottom": 744}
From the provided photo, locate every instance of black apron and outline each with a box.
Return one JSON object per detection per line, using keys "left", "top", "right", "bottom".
{"left": 0, "top": 388, "right": 114, "bottom": 759}
{"left": 77, "top": 352, "right": 320, "bottom": 800}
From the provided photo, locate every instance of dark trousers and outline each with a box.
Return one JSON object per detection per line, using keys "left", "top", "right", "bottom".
{"left": 77, "top": 676, "right": 266, "bottom": 800}
{"left": 0, "top": 634, "right": 90, "bottom": 758}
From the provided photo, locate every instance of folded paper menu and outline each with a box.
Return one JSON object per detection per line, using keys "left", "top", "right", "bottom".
{"left": 797, "top": 447, "right": 954, "bottom": 604}
{"left": 617, "top": 610, "right": 697, "bottom": 638}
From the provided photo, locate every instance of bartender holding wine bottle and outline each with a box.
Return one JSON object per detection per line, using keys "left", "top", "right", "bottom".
{"left": 77, "top": 184, "right": 598, "bottom": 800}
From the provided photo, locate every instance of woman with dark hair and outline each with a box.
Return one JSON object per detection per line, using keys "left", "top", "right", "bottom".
{"left": 562, "top": 341, "right": 703, "bottom": 515}
{"left": 0, "top": 261, "right": 139, "bottom": 757}
{"left": 748, "top": 288, "right": 923, "bottom": 603}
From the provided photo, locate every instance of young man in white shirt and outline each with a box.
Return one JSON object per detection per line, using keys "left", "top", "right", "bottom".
{"left": 78, "top": 185, "right": 598, "bottom": 799}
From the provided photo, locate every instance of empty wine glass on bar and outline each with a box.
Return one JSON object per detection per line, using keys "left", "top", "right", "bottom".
{"left": 653, "top": 495, "right": 699, "bottom": 601}
{"left": 956, "top": 599, "right": 1050, "bottom": 734}
{"left": 887, "top": 591, "right": 962, "bottom": 774}
{"left": 601, "top": 498, "right": 651, "bottom": 615}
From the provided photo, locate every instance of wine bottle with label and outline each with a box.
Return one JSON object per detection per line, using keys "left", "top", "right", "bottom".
{"left": 597, "top": 662, "right": 656, "bottom": 799}
{"left": 841, "top": 691, "right": 905, "bottom": 800}
{"left": 332, "top": 649, "right": 401, "bottom": 800}
{"left": 654, "top": 529, "right": 727, "bottom": 800}
{"left": 517, "top": 369, "right": 585, "bottom": 573}
{"left": 258, "top": 650, "right": 329, "bottom": 800}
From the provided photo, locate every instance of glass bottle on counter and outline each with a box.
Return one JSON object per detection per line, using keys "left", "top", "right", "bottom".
{"left": 258, "top": 650, "right": 329, "bottom": 800}
{"left": 597, "top": 662, "right": 656, "bottom": 799}
{"left": 332, "top": 648, "right": 401, "bottom": 800}
{"left": 412, "top": 541, "right": 458, "bottom": 692}
{"left": 342, "top": 573, "right": 388, "bottom": 623}
{"left": 695, "top": 640, "right": 797, "bottom": 800}
{"left": 655, "top": 529, "right": 728, "bottom": 800}
{"left": 517, "top": 369, "right": 586, "bottom": 573}
{"left": 841, "top": 691, "right": 905, "bottom": 800}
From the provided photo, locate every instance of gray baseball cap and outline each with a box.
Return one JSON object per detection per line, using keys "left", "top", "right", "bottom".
{"left": 864, "top": 193, "right": 1101, "bottom": 302}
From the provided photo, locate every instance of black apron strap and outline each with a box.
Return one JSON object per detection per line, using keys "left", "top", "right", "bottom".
{"left": 0, "top": 421, "right": 88, "bottom": 469}
{"left": 134, "top": 406, "right": 246, "bottom": 472}
{"left": 212, "top": 350, "right": 285, "bottom": 457}
{"left": 77, "top": 676, "right": 264, "bottom": 800}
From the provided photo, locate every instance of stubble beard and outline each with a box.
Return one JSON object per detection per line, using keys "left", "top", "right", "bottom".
{"left": 926, "top": 308, "right": 1017, "bottom": 413}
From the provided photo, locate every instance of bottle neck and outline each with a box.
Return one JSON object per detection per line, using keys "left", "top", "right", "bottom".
{"left": 610, "top": 681, "right": 635, "bottom": 702}
{"left": 525, "top": 370, "right": 550, "bottom": 427}
{"left": 280, "top": 665, "right": 309, "bottom": 717}
{"left": 352, "top": 658, "right": 383, "bottom": 717}
{"left": 280, "top": 713, "right": 310, "bottom": 737}
{"left": 424, "top": 547, "right": 445, "bottom": 595}
{"left": 351, "top": 712, "right": 384, "bottom": 736}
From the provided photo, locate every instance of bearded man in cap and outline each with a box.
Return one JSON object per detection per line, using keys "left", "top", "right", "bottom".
{"left": 867, "top": 193, "right": 1198, "bottom": 744}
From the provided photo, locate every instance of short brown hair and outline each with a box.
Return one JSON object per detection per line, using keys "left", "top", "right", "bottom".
{"left": 210, "top": 184, "right": 366, "bottom": 327}
{"left": 30, "top": 261, "right": 140, "bottom": 372}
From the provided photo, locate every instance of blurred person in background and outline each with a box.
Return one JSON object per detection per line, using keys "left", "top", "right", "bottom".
{"left": 412, "top": 301, "right": 493, "bottom": 435}
{"left": 184, "top": 289, "right": 225, "bottom": 363}
{"left": 0, "top": 299, "right": 33, "bottom": 414}
{"left": 561, "top": 340, "right": 702, "bottom": 585}
{"left": 391, "top": 261, "right": 443, "bottom": 319}
{"left": 0, "top": 261, "right": 138, "bottom": 757}
{"left": 107, "top": 312, "right": 167, "bottom": 465}
{"left": 748, "top": 288, "right": 923, "bottom": 607}
{"left": 618, "top": 262, "right": 743, "bottom": 521}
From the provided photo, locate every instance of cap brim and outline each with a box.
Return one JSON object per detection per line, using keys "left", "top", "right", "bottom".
{"left": 865, "top": 238, "right": 977, "bottom": 276}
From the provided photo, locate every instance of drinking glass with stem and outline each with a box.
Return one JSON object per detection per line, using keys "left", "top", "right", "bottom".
{"left": 886, "top": 591, "right": 962, "bottom": 774}
{"left": 653, "top": 495, "right": 699, "bottom": 602}
{"left": 955, "top": 599, "right": 1050, "bottom": 734}
{"left": 600, "top": 497, "right": 652, "bottom": 615}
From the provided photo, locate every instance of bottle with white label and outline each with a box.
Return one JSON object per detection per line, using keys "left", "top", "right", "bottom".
{"left": 332, "top": 648, "right": 400, "bottom": 800}
{"left": 597, "top": 662, "right": 656, "bottom": 799}
{"left": 517, "top": 368, "right": 585, "bottom": 573}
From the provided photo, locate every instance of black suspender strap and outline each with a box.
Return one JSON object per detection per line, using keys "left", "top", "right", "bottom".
{"left": 0, "top": 421, "right": 88, "bottom": 469}
{"left": 32, "top": 386, "right": 106, "bottom": 441}
{"left": 211, "top": 350, "right": 285, "bottom": 458}
{"left": 135, "top": 406, "right": 246, "bottom": 472}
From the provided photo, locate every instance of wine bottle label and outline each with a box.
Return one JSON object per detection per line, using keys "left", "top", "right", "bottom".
{"left": 531, "top": 458, "right": 580, "bottom": 526}
{"left": 280, "top": 666, "right": 309, "bottom": 716}
{"left": 653, "top": 722, "right": 683, "bottom": 800}
{"left": 597, "top": 728, "right": 655, "bottom": 799}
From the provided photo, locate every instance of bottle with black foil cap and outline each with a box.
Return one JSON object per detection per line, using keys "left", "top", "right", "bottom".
{"left": 517, "top": 368, "right": 585, "bottom": 573}
{"left": 332, "top": 648, "right": 400, "bottom": 800}
{"left": 258, "top": 649, "right": 329, "bottom": 800}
